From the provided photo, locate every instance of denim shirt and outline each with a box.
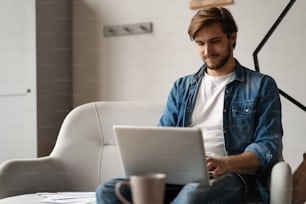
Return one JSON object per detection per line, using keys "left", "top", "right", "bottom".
{"left": 158, "top": 60, "right": 283, "bottom": 202}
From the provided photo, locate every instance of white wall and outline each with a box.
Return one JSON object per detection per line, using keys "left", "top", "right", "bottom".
{"left": 73, "top": 0, "right": 306, "bottom": 171}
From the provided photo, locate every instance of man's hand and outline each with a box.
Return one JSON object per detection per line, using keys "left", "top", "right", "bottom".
{"left": 206, "top": 156, "right": 229, "bottom": 176}
{"left": 206, "top": 151, "right": 261, "bottom": 176}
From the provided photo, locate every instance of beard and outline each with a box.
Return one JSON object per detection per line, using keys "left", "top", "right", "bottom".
{"left": 204, "top": 43, "right": 232, "bottom": 70}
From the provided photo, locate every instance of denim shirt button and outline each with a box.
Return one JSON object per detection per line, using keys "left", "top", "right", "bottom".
{"left": 223, "top": 109, "right": 227, "bottom": 113}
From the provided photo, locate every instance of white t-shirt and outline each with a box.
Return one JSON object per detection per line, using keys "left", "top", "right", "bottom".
{"left": 191, "top": 72, "right": 234, "bottom": 158}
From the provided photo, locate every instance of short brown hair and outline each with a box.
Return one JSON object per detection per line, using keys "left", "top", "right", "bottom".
{"left": 188, "top": 7, "right": 238, "bottom": 41}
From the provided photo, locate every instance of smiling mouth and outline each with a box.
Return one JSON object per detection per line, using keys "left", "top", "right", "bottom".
{"left": 205, "top": 56, "right": 219, "bottom": 62}
{"left": 209, "top": 53, "right": 219, "bottom": 58}
{"left": 205, "top": 53, "right": 219, "bottom": 59}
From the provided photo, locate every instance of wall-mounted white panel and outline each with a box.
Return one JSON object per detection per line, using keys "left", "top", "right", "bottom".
{"left": 0, "top": 0, "right": 37, "bottom": 163}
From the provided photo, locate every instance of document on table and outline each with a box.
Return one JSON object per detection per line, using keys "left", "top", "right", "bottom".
{"left": 37, "top": 192, "right": 96, "bottom": 204}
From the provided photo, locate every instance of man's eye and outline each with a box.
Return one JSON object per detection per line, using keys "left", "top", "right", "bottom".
{"left": 211, "top": 39, "right": 221, "bottom": 43}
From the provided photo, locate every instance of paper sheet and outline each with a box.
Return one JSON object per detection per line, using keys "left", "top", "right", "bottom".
{"left": 38, "top": 192, "right": 96, "bottom": 204}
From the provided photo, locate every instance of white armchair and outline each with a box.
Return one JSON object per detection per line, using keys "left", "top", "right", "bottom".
{"left": 0, "top": 101, "right": 292, "bottom": 204}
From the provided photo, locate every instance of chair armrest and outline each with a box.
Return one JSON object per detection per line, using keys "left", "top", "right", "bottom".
{"left": 270, "top": 161, "right": 293, "bottom": 204}
{"left": 0, "top": 157, "right": 69, "bottom": 199}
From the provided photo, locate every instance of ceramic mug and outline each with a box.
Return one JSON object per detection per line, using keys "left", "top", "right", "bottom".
{"left": 115, "top": 173, "right": 166, "bottom": 204}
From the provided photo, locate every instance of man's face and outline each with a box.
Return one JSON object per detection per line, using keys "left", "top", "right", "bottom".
{"left": 194, "top": 23, "right": 236, "bottom": 73}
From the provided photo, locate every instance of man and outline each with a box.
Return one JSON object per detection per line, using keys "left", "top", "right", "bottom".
{"left": 96, "top": 7, "right": 283, "bottom": 204}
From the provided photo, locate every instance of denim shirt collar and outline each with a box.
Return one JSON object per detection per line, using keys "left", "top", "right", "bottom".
{"left": 233, "top": 60, "right": 245, "bottom": 82}
{"left": 192, "top": 59, "right": 245, "bottom": 84}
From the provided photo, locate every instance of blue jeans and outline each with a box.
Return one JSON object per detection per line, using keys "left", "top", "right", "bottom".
{"left": 96, "top": 173, "right": 249, "bottom": 204}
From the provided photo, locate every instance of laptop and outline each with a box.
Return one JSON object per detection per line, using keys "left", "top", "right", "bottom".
{"left": 113, "top": 125, "right": 209, "bottom": 186}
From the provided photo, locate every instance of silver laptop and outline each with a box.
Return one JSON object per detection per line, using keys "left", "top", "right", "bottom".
{"left": 114, "top": 125, "right": 209, "bottom": 186}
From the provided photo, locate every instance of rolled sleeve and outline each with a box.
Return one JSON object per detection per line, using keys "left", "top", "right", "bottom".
{"left": 245, "top": 77, "right": 283, "bottom": 174}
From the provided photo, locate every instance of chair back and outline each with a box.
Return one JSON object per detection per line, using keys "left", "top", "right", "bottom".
{"left": 50, "top": 101, "right": 165, "bottom": 191}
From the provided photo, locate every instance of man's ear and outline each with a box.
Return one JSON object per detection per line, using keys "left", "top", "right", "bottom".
{"left": 229, "top": 32, "right": 237, "bottom": 48}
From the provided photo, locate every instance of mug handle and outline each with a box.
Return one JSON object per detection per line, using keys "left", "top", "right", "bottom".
{"left": 115, "top": 180, "right": 132, "bottom": 204}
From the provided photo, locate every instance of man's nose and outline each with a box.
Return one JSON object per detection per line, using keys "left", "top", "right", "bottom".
{"left": 203, "top": 44, "right": 213, "bottom": 56}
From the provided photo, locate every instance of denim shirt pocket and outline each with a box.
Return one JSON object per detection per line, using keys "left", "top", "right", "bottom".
{"left": 232, "top": 101, "right": 256, "bottom": 114}
{"left": 230, "top": 101, "right": 257, "bottom": 149}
